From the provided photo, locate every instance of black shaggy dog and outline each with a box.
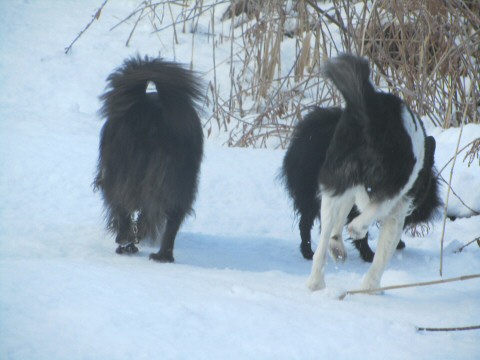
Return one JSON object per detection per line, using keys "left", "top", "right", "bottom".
{"left": 281, "top": 107, "right": 440, "bottom": 262}
{"left": 295, "top": 54, "right": 441, "bottom": 291}
{"left": 94, "top": 56, "right": 204, "bottom": 262}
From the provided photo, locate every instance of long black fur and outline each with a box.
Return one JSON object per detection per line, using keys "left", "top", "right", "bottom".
{"left": 281, "top": 58, "right": 441, "bottom": 263}
{"left": 94, "top": 56, "right": 204, "bottom": 262}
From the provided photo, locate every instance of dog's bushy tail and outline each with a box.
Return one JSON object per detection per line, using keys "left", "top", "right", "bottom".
{"left": 99, "top": 55, "right": 204, "bottom": 120}
{"left": 323, "top": 54, "right": 374, "bottom": 122}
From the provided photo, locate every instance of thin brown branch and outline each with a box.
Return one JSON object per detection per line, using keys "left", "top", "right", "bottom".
{"left": 340, "top": 273, "right": 480, "bottom": 300}
{"left": 464, "top": 138, "right": 480, "bottom": 167}
{"left": 125, "top": 6, "right": 146, "bottom": 47}
{"left": 64, "top": 0, "right": 110, "bottom": 54}
{"left": 454, "top": 236, "right": 480, "bottom": 253}
{"left": 436, "top": 139, "right": 479, "bottom": 177}
{"left": 305, "top": 0, "right": 347, "bottom": 33}
{"left": 416, "top": 325, "right": 480, "bottom": 332}
{"left": 440, "top": 82, "right": 475, "bottom": 275}
{"left": 438, "top": 175, "right": 480, "bottom": 216}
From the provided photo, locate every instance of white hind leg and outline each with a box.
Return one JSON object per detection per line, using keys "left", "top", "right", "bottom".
{"left": 308, "top": 191, "right": 354, "bottom": 291}
{"left": 348, "top": 196, "right": 399, "bottom": 240}
{"left": 361, "top": 197, "right": 411, "bottom": 291}
{"left": 328, "top": 191, "right": 356, "bottom": 262}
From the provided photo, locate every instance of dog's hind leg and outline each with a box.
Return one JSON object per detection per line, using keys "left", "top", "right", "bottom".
{"left": 114, "top": 210, "right": 139, "bottom": 254}
{"left": 308, "top": 191, "right": 354, "bottom": 290}
{"left": 348, "top": 206, "right": 406, "bottom": 262}
{"left": 308, "top": 195, "right": 334, "bottom": 291}
{"left": 113, "top": 211, "right": 133, "bottom": 244}
{"left": 299, "top": 209, "right": 318, "bottom": 260}
{"left": 361, "top": 198, "right": 411, "bottom": 291}
{"left": 328, "top": 195, "right": 355, "bottom": 263}
{"left": 347, "top": 190, "right": 402, "bottom": 240}
{"left": 149, "top": 213, "right": 182, "bottom": 263}
{"left": 347, "top": 203, "right": 378, "bottom": 240}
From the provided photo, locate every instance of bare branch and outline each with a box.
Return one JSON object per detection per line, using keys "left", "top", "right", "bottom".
{"left": 65, "top": 0, "right": 110, "bottom": 54}
{"left": 340, "top": 273, "right": 480, "bottom": 300}
{"left": 417, "top": 325, "right": 480, "bottom": 332}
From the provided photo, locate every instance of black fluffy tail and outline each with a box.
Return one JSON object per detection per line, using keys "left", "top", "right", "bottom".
{"left": 99, "top": 55, "right": 204, "bottom": 120}
{"left": 322, "top": 54, "right": 374, "bottom": 122}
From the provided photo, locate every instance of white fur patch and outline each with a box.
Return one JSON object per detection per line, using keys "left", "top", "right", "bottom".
{"left": 400, "top": 106, "right": 425, "bottom": 202}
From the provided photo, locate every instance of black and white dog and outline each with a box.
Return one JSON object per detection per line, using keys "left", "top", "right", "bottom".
{"left": 293, "top": 54, "right": 439, "bottom": 291}
{"left": 281, "top": 107, "right": 440, "bottom": 262}
{"left": 94, "top": 56, "right": 204, "bottom": 262}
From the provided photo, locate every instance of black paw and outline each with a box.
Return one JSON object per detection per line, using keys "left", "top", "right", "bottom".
{"left": 396, "top": 240, "right": 406, "bottom": 250}
{"left": 353, "top": 238, "right": 374, "bottom": 263}
{"left": 115, "top": 233, "right": 136, "bottom": 246}
{"left": 149, "top": 252, "right": 174, "bottom": 263}
{"left": 116, "top": 243, "right": 139, "bottom": 255}
{"left": 300, "top": 243, "right": 314, "bottom": 260}
{"left": 359, "top": 248, "right": 374, "bottom": 263}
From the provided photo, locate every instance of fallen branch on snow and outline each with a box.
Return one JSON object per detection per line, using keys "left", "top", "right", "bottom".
{"left": 416, "top": 325, "right": 480, "bottom": 332}
{"left": 339, "top": 273, "right": 480, "bottom": 300}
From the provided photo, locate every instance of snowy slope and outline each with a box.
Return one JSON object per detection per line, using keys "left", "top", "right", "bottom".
{"left": 1, "top": 1, "right": 479, "bottom": 359}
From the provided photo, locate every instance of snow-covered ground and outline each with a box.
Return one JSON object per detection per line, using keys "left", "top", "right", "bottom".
{"left": 1, "top": 1, "right": 479, "bottom": 359}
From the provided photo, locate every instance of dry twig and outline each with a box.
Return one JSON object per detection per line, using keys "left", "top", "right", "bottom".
{"left": 439, "top": 81, "right": 475, "bottom": 276}
{"left": 65, "top": 0, "right": 110, "bottom": 54}
{"left": 416, "top": 325, "right": 480, "bottom": 332}
{"left": 454, "top": 236, "right": 480, "bottom": 253}
{"left": 340, "top": 273, "right": 480, "bottom": 300}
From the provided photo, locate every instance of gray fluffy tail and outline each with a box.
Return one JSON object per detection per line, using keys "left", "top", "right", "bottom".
{"left": 99, "top": 55, "right": 204, "bottom": 120}
{"left": 323, "top": 54, "right": 374, "bottom": 119}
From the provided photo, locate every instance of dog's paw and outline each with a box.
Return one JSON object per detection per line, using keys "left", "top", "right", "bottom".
{"left": 307, "top": 275, "right": 326, "bottom": 291}
{"left": 115, "top": 243, "right": 139, "bottom": 255}
{"left": 115, "top": 233, "right": 137, "bottom": 246}
{"left": 360, "top": 275, "right": 383, "bottom": 294}
{"left": 300, "top": 243, "right": 314, "bottom": 260}
{"left": 329, "top": 238, "right": 347, "bottom": 263}
{"left": 348, "top": 221, "right": 369, "bottom": 240}
{"left": 149, "top": 252, "right": 175, "bottom": 263}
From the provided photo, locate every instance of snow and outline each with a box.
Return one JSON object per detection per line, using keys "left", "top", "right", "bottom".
{"left": 0, "top": 1, "right": 479, "bottom": 359}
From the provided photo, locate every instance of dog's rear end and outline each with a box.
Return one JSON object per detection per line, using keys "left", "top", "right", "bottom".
{"left": 281, "top": 109, "right": 440, "bottom": 263}
{"left": 307, "top": 54, "right": 427, "bottom": 291}
{"left": 95, "top": 56, "right": 204, "bottom": 262}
